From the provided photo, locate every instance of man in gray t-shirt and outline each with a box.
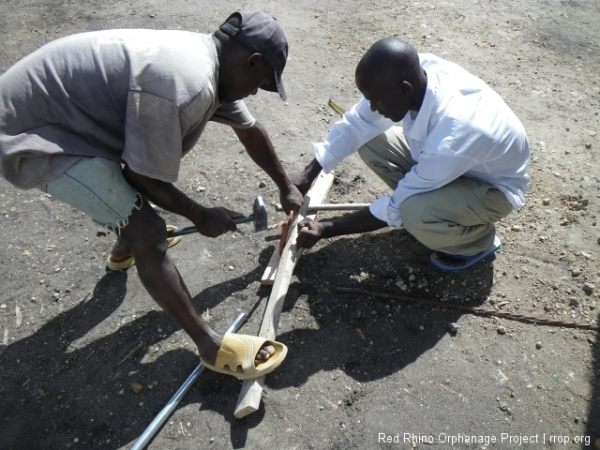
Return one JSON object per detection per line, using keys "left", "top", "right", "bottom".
{"left": 0, "top": 11, "right": 302, "bottom": 378}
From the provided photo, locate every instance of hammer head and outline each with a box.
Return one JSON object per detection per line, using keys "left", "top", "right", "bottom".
{"left": 253, "top": 196, "right": 268, "bottom": 231}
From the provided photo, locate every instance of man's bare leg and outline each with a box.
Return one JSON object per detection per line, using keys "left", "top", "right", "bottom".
{"left": 116, "top": 201, "right": 273, "bottom": 366}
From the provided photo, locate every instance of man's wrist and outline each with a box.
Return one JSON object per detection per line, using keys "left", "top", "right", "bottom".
{"left": 306, "top": 158, "right": 323, "bottom": 180}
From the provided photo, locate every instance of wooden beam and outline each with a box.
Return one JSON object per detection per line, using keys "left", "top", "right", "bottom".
{"left": 261, "top": 171, "right": 334, "bottom": 285}
{"left": 234, "top": 172, "right": 334, "bottom": 418}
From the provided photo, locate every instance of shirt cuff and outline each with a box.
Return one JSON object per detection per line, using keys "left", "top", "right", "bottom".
{"left": 369, "top": 195, "right": 403, "bottom": 228}
{"left": 313, "top": 142, "right": 338, "bottom": 174}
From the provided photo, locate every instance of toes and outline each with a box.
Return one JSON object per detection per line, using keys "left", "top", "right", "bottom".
{"left": 254, "top": 345, "right": 276, "bottom": 364}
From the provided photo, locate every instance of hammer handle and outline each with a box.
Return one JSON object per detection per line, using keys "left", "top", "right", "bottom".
{"left": 166, "top": 214, "right": 254, "bottom": 237}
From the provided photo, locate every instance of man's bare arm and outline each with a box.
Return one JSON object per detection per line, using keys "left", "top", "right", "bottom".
{"left": 296, "top": 207, "right": 387, "bottom": 248}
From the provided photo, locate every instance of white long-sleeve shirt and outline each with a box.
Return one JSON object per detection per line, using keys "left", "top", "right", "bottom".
{"left": 314, "top": 54, "right": 530, "bottom": 228}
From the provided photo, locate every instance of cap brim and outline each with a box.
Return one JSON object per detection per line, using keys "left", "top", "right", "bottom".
{"left": 260, "top": 70, "right": 287, "bottom": 101}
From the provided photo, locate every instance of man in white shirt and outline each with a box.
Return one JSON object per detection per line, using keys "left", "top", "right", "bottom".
{"left": 291, "top": 37, "right": 530, "bottom": 272}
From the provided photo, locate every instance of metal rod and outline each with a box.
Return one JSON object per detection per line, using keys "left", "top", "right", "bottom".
{"left": 130, "top": 312, "right": 247, "bottom": 450}
{"left": 275, "top": 203, "right": 369, "bottom": 212}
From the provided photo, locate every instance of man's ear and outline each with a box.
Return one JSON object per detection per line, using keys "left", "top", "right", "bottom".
{"left": 245, "top": 53, "right": 264, "bottom": 71}
{"left": 399, "top": 80, "right": 413, "bottom": 95}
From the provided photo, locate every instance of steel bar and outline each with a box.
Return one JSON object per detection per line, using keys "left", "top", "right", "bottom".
{"left": 130, "top": 312, "right": 246, "bottom": 450}
{"left": 275, "top": 203, "right": 369, "bottom": 212}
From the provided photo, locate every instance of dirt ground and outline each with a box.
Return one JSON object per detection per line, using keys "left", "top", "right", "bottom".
{"left": 1, "top": 0, "right": 599, "bottom": 449}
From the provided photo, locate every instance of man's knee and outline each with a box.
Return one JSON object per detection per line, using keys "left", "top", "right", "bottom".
{"left": 357, "top": 133, "right": 387, "bottom": 164}
{"left": 400, "top": 195, "right": 430, "bottom": 234}
{"left": 120, "top": 203, "right": 166, "bottom": 248}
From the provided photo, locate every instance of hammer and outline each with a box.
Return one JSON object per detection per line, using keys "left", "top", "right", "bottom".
{"left": 167, "top": 196, "right": 268, "bottom": 237}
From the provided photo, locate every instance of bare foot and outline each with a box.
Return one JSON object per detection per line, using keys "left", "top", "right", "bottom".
{"left": 109, "top": 236, "right": 133, "bottom": 262}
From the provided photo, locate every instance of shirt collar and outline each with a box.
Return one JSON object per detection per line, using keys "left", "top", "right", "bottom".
{"left": 402, "top": 65, "right": 436, "bottom": 142}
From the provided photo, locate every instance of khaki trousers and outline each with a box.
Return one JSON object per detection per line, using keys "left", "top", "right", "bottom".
{"left": 357, "top": 127, "right": 513, "bottom": 256}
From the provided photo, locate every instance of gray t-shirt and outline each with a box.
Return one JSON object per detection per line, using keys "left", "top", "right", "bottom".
{"left": 0, "top": 29, "right": 256, "bottom": 188}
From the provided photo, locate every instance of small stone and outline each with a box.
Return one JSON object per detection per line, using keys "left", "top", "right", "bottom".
{"left": 149, "top": 13, "right": 156, "bottom": 18}
{"left": 511, "top": 225, "right": 522, "bottom": 231}
{"left": 196, "top": 185, "right": 206, "bottom": 192}
{"left": 572, "top": 268, "right": 582, "bottom": 277}
{"left": 535, "top": 341, "right": 542, "bottom": 349}
{"left": 570, "top": 298, "right": 579, "bottom": 308}
{"left": 408, "top": 274, "right": 415, "bottom": 282}
{"left": 542, "top": 198, "right": 551, "bottom": 205}
{"left": 585, "top": 143, "right": 592, "bottom": 149}
{"left": 210, "top": 437, "right": 215, "bottom": 443}
{"left": 73, "top": 438, "right": 79, "bottom": 443}
{"left": 319, "top": 405, "right": 324, "bottom": 410}
{"left": 131, "top": 382, "right": 144, "bottom": 394}
{"left": 581, "top": 251, "right": 592, "bottom": 259}
{"left": 583, "top": 283, "right": 595, "bottom": 295}
{"left": 544, "top": 304, "right": 552, "bottom": 312}
{"left": 574, "top": 416, "right": 580, "bottom": 423}
{"left": 258, "top": 180, "right": 267, "bottom": 188}
{"left": 499, "top": 401, "right": 508, "bottom": 411}
{"left": 448, "top": 322, "right": 459, "bottom": 333}
{"left": 497, "top": 326, "right": 507, "bottom": 335}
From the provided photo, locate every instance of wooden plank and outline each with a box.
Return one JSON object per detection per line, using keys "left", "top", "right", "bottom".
{"left": 235, "top": 172, "right": 334, "bottom": 418}
{"left": 260, "top": 171, "right": 334, "bottom": 285}
{"left": 234, "top": 195, "right": 310, "bottom": 418}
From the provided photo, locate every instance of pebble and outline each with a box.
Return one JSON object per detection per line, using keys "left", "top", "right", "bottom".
{"left": 570, "top": 298, "right": 579, "bottom": 308}
{"left": 585, "top": 143, "right": 592, "bottom": 149}
{"left": 511, "top": 225, "right": 522, "bottom": 231}
{"left": 581, "top": 251, "right": 592, "bottom": 259}
{"left": 499, "top": 401, "right": 508, "bottom": 411}
{"left": 258, "top": 181, "right": 267, "bottom": 188}
{"left": 542, "top": 198, "right": 550, "bottom": 205}
{"left": 448, "top": 322, "right": 459, "bottom": 333}
{"left": 572, "top": 268, "right": 582, "bottom": 277}
{"left": 497, "top": 326, "right": 507, "bottom": 335}
{"left": 583, "top": 283, "right": 595, "bottom": 295}
{"left": 131, "top": 382, "right": 144, "bottom": 395}
{"left": 536, "top": 341, "right": 542, "bottom": 349}
{"left": 544, "top": 304, "right": 552, "bottom": 312}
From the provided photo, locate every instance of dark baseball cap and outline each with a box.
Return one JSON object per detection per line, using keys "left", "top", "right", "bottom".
{"left": 219, "top": 10, "right": 288, "bottom": 101}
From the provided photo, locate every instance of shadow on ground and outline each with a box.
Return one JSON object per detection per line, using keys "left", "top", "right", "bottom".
{"left": 0, "top": 256, "right": 268, "bottom": 450}
{"left": 0, "top": 230, "right": 503, "bottom": 449}
{"left": 201, "top": 229, "right": 497, "bottom": 448}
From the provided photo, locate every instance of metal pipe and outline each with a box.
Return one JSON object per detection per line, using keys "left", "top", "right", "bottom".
{"left": 130, "top": 312, "right": 246, "bottom": 450}
{"left": 275, "top": 203, "right": 369, "bottom": 212}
